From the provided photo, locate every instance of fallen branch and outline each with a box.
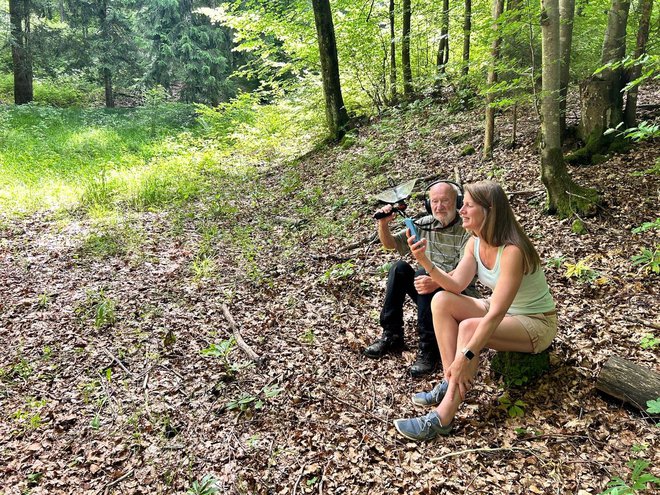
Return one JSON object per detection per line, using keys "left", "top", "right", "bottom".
{"left": 291, "top": 464, "right": 306, "bottom": 495}
{"left": 221, "top": 303, "right": 264, "bottom": 365}
{"left": 324, "top": 391, "right": 389, "bottom": 425}
{"left": 338, "top": 233, "right": 378, "bottom": 253}
{"left": 101, "top": 348, "right": 133, "bottom": 377}
{"left": 100, "top": 469, "right": 134, "bottom": 494}
{"left": 430, "top": 446, "right": 539, "bottom": 462}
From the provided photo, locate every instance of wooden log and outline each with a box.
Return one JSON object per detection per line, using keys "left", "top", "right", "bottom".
{"left": 596, "top": 355, "right": 660, "bottom": 413}
{"left": 491, "top": 350, "right": 550, "bottom": 388}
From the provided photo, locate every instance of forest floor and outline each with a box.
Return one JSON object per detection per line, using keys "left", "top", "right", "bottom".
{"left": 1, "top": 91, "right": 659, "bottom": 495}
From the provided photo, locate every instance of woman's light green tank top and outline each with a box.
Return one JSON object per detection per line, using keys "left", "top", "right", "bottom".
{"left": 474, "top": 238, "right": 555, "bottom": 315}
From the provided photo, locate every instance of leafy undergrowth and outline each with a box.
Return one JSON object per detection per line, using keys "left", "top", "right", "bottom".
{"left": 1, "top": 92, "right": 659, "bottom": 494}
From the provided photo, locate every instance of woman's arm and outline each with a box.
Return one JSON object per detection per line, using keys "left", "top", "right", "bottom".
{"left": 407, "top": 233, "right": 477, "bottom": 294}
{"left": 445, "top": 244, "right": 524, "bottom": 399}
{"left": 463, "top": 244, "right": 524, "bottom": 354}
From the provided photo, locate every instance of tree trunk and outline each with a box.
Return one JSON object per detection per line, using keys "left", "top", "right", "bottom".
{"left": 104, "top": 68, "right": 115, "bottom": 108}
{"left": 436, "top": 0, "right": 450, "bottom": 78}
{"left": 578, "top": 0, "right": 631, "bottom": 142}
{"left": 623, "top": 0, "right": 653, "bottom": 128}
{"left": 596, "top": 355, "right": 660, "bottom": 413}
{"left": 311, "top": 0, "right": 349, "bottom": 140}
{"left": 462, "top": 0, "right": 472, "bottom": 77}
{"left": 402, "top": 0, "right": 413, "bottom": 97}
{"left": 9, "top": 0, "right": 33, "bottom": 105}
{"left": 540, "top": 0, "right": 600, "bottom": 217}
{"left": 483, "top": 0, "right": 504, "bottom": 160}
{"left": 559, "top": 0, "right": 575, "bottom": 136}
{"left": 389, "top": 0, "right": 397, "bottom": 102}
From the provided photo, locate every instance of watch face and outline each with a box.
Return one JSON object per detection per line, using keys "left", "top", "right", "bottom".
{"left": 463, "top": 348, "right": 474, "bottom": 360}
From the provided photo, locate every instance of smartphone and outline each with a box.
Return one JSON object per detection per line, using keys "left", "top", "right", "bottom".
{"left": 404, "top": 217, "right": 419, "bottom": 241}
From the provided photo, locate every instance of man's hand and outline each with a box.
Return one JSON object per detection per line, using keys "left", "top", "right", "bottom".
{"left": 414, "top": 275, "right": 440, "bottom": 295}
{"left": 375, "top": 204, "right": 396, "bottom": 224}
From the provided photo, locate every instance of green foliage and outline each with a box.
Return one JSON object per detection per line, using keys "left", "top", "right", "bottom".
{"left": 76, "top": 289, "right": 117, "bottom": 330}
{"left": 497, "top": 393, "right": 526, "bottom": 418}
{"left": 632, "top": 219, "right": 660, "bottom": 234}
{"left": 12, "top": 398, "right": 48, "bottom": 431}
{"left": 545, "top": 255, "right": 566, "bottom": 270}
{"left": 646, "top": 399, "right": 660, "bottom": 415}
{"left": 187, "top": 475, "right": 220, "bottom": 495}
{"left": 564, "top": 259, "right": 600, "bottom": 282}
{"left": 631, "top": 246, "right": 660, "bottom": 275}
{"left": 320, "top": 261, "right": 356, "bottom": 283}
{"left": 226, "top": 384, "right": 283, "bottom": 414}
{"left": 640, "top": 335, "right": 660, "bottom": 350}
{"left": 200, "top": 338, "right": 240, "bottom": 377}
{"left": 599, "top": 459, "right": 660, "bottom": 495}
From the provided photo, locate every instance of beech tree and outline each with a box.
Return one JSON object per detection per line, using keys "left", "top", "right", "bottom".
{"left": 623, "top": 0, "right": 654, "bottom": 128}
{"left": 577, "top": 0, "right": 631, "bottom": 152}
{"left": 436, "top": 0, "right": 450, "bottom": 78}
{"left": 389, "top": 0, "right": 397, "bottom": 102}
{"left": 311, "top": 0, "right": 349, "bottom": 139}
{"left": 462, "top": 0, "right": 472, "bottom": 77}
{"left": 483, "top": 0, "right": 504, "bottom": 160}
{"left": 540, "top": 0, "right": 600, "bottom": 217}
{"left": 559, "top": 0, "right": 575, "bottom": 135}
{"left": 9, "top": 0, "right": 33, "bottom": 104}
{"left": 402, "top": 0, "right": 412, "bottom": 96}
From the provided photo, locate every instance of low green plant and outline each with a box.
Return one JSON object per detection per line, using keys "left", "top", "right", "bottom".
{"left": 647, "top": 399, "right": 660, "bottom": 415}
{"left": 12, "top": 398, "right": 47, "bottom": 430}
{"left": 226, "top": 384, "right": 283, "bottom": 413}
{"left": 599, "top": 459, "right": 660, "bottom": 495}
{"left": 631, "top": 247, "right": 660, "bottom": 275}
{"left": 640, "top": 335, "right": 660, "bottom": 350}
{"left": 187, "top": 474, "right": 220, "bottom": 495}
{"left": 564, "top": 259, "right": 599, "bottom": 282}
{"left": 497, "top": 393, "right": 526, "bottom": 418}
{"left": 200, "top": 338, "right": 239, "bottom": 376}
{"left": 37, "top": 293, "right": 51, "bottom": 309}
{"left": 76, "top": 289, "right": 117, "bottom": 329}
{"left": 320, "top": 260, "right": 356, "bottom": 283}
{"left": 301, "top": 329, "right": 315, "bottom": 344}
{"left": 545, "top": 255, "right": 566, "bottom": 269}
{"left": 632, "top": 219, "right": 660, "bottom": 234}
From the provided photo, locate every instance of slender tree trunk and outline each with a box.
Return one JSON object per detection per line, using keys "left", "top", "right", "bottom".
{"left": 462, "top": 0, "right": 472, "bottom": 77}
{"left": 402, "top": 0, "right": 413, "bottom": 96}
{"left": 389, "top": 0, "right": 397, "bottom": 102}
{"left": 540, "top": 0, "right": 600, "bottom": 217}
{"left": 623, "top": 0, "right": 653, "bottom": 127}
{"left": 578, "top": 0, "right": 631, "bottom": 142}
{"left": 483, "top": 0, "right": 504, "bottom": 160}
{"left": 9, "top": 0, "right": 33, "bottom": 105}
{"left": 104, "top": 68, "right": 114, "bottom": 108}
{"left": 436, "top": 0, "right": 450, "bottom": 77}
{"left": 559, "top": 0, "right": 575, "bottom": 136}
{"left": 311, "top": 0, "right": 349, "bottom": 140}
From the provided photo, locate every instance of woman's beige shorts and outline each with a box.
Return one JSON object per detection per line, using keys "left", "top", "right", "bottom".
{"left": 481, "top": 299, "right": 558, "bottom": 354}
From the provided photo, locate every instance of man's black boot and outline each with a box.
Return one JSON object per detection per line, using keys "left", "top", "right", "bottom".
{"left": 363, "top": 335, "right": 405, "bottom": 359}
{"left": 410, "top": 349, "right": 439, "bottom": 377}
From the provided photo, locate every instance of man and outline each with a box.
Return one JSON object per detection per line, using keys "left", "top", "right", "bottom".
{"left": 364, "top": 181, "right": 471, "bottom": 376}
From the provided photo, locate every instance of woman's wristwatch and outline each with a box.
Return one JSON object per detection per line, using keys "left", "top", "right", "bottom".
{"left": 461, "top": 347, "right": 475, "bottom": 360}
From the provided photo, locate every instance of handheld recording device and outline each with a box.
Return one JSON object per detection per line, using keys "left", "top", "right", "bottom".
{"left": 404, "top": 217, "right": 419, "bottom": 241}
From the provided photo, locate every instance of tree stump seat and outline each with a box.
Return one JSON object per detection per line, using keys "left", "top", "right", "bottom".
{"left": 491, "top": 350, "right": 551, "bottom": 388}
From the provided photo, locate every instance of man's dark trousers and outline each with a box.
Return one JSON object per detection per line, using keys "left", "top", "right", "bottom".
{"left": 380, "top": 260, "right": 440, "bottom": 356}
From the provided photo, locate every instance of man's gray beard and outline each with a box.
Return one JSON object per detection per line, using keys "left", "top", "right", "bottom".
{"left": 433, "top": 212, "right": 455, "bottom": 227}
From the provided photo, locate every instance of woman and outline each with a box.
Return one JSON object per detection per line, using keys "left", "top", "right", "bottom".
{"left": 394, "top": 180, "right": 557, "bottom": 441}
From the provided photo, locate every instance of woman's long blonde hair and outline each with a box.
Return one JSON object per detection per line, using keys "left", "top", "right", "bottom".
{"left": 464, "top": 181, "right": 541, "bottom": 274}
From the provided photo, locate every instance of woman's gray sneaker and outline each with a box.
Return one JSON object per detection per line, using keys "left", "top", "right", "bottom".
{"left": 393, "top": 411, "right": 453, "bottom": 441}
{"left": 411, "top": 380, "right": 448, "bottom": 407}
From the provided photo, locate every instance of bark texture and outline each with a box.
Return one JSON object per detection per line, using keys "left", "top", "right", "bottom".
{"left": 389, "top": 0, "right": 397, "bottom": 102}
{"left": 559, "top": 0, "right": 575, "bottom": 135}
{"left": 462, "top": 0, "right": 472, "bottom": 77}
{"left": 540, "top": 0, "right": 600, "bottom": 217}
{"left": 402, "top": 0, "right": 413, "bottom": 96}
{"left": 312, "top": 0, "right": 349, "bottom": 140}
{"left": 596, "top": 355, "right": 660, "bottom": 413}
{"left": 483, "top": 0, "right": 504, "bottom": 160}
{"left": 9, "top": 0, "right": 33, "bottom": 105}
{"left": 578, "top": 0, "right": 631, "bottom": 141}
{"left": 623, "top": 0, "right": 654, "bottom": 127}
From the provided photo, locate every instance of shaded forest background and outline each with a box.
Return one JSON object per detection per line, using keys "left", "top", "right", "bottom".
{"left": 0, "top": 0, "right": 659, "bottom": 493}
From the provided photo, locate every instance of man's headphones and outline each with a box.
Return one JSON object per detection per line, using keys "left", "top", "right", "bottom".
{"left": 424, "top": 180, "right": 464, "bottom": 214}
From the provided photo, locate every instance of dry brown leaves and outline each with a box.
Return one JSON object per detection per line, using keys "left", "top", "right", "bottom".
{"left": 1, "top": 93, "right": 659, "bottom": 494}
